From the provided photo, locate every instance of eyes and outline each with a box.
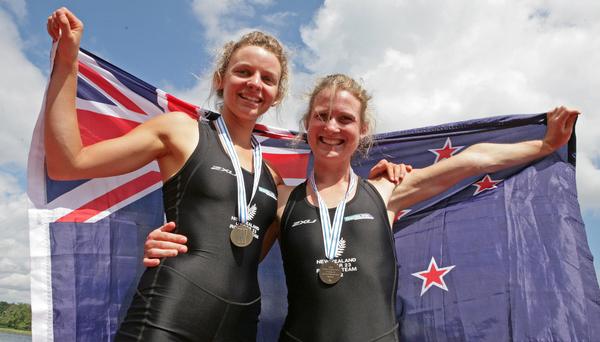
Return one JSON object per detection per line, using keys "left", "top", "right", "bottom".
{"left": 233, "top": 68, "right": 277, "bottom": 86}
{"left": 313, "top": 112, "right": 356, "bottom": 125}
{"left": 314, "top": 112, "right": 328, "bottom": 122}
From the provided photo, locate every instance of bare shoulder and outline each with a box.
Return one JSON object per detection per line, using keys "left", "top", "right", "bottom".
{"left": 277, "top": 184, "right": 295, "bottom": 205}
{"left": 366, "top": 177, "right": 396, "bottom": 204}
{"left": 276, "top": 184, "right": 295, "bottom": 218}
{"left": 152, "top": 112, "right": 201, "bottom": 178}
{"left": 148, "top": 111, "right": 198, "bottom": 133}
{"left": 265, "top": 161, "right": 284, "bottom": 186}
{"left": 150, "top": 112, "right": 199, "bottom": 147}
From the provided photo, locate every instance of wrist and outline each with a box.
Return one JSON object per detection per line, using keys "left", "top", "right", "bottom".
{"left": 52, "top": 58, "right": 79, "bottom": 75}
{"left": 539, "top": 140, "right": 556, "bottom": 156}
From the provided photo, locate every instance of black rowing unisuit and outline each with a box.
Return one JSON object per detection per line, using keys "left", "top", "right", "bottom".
{"left": 279, "top": 178, "right": 398, "bottom": 342}
{"left": 116, "top": 119, "right": 277, "bottom": 341}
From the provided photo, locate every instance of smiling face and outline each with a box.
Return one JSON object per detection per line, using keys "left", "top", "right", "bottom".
{"left": 217, "top": 45, "right": 282, "bottom": 123}
{"left": 306, "top": 88, "right": 366, "bottom": 162}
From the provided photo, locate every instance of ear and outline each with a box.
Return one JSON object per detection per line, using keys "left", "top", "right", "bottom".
{"left": 213, "top": 73, "right": 223, "bottom": 91}
{"left": 359, "top": 123, "right": 368, "bottom": 139}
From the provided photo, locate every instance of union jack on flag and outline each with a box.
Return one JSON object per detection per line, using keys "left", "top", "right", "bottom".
{"left": 28, "top": 47, "right": 599, "bottom": 342}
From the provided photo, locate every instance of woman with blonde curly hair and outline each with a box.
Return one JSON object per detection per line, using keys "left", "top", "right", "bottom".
{"left": 46, "top": 7, "right": 289, "bottom": 341}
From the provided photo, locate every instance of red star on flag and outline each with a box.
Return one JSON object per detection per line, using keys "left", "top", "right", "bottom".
{"left": 394, "top": 209, "right": 411, "bottom": 221}
{"left": 472, "top": 174, "right": 502, "bottom": 195}
{"left": 412, "top": 257, "right": 455, "bottom": 296}
{"left": 428, "top": 138, "right": 464, "bottom": 163}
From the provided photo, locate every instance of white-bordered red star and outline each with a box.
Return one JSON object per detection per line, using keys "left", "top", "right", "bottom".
{"left": 428, "top": 138, "right": 464, "bottom": 163}
{"left": 412, "top": 257, "right": 455, "bottom": 296}
{"left": 472, "top": 174, "right": 502, "bottom": 195}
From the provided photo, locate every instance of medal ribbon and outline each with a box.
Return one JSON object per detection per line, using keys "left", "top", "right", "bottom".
{"left": 215, "top": 116, "right": 262, "bottom": 224}
{"left": 309, "top": 170, "right": 357, "bottom": 260}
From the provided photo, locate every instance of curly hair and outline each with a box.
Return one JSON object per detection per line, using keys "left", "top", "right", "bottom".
{"left": 211, "top": 31, "right": 289, "bottom": 107}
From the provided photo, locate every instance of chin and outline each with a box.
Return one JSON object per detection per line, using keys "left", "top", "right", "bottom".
{"left": 316, "top": 149, "right": 351, "bottom": 161}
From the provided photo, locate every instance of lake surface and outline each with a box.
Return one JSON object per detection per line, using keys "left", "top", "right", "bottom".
{"left": 0, "top": 331, "right": 31, "bottom": 341}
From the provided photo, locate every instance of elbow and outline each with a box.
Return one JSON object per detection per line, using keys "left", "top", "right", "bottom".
{"left": 477, "top": 155, "right": 498, "bottom": 174}
{"left": 45, "top": 159, "right": 81, "bottom": 181}
{"left": 46, "top": 165, "right": 72, "bottom": 181}
{"left": 461, "top": 145, "right": 495, "bottom": 175}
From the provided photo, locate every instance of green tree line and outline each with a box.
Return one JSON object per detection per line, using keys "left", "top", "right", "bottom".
{"left": 0, "top": 301, "right": 31, "bottom": 331}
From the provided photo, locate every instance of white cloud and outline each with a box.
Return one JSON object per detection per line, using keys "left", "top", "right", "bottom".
{"left": 263, "top": 11, "right": 297, "bottom": 27}
{"left": 0, "top": 171, "right": 30, "bottom": 303}
{"left": 0, "top": 5, "right": 44, "bottom": 304}
{"left": 181, "top": 0, "right": 600, "bottom": 216}
{"left": 250, "top": 0, "right": 274, "bottom": 6}
{"left": 0, "top": 0, "right": 26, "bottom": 20}
{"left": 191, "top": 0, "right": 256, "bottom": 47}
{"left": 0, "top": 8, "right": 45, "bottom": 167}
{"left": 576, "top": 153, "right": 600, "bottom": 211}
{"left": 298, "top": 0, "right": 600, "bottom": 214}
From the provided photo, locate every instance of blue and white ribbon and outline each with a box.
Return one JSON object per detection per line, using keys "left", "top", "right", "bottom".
{"left": 214, "top": 116, "right": 262, "bottom": 224}
{"left": 309, "top": 170, "right": 357, "bottom": 260}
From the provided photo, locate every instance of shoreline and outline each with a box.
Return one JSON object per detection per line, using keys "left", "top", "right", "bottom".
{"left": 0, "top": 327, "right": 32, "bottom": 336}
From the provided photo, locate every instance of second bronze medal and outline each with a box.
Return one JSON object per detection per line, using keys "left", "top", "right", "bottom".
{"left": 318, "top": 260, "right": 342, "bottom": 285}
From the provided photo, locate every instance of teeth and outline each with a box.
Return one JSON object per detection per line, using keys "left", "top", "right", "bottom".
{"left": 320, "top": 137, "right": 343, "bottom": 145}
{"left": 241, "top": 94, "right": 261, "bottom": 103}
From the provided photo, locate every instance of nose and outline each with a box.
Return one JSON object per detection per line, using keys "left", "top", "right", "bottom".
{"left": 323, "top": 116, "right": 340, "bottom": 132}
{"left": 246, "top": 72, "right": 262, "bottom": 90}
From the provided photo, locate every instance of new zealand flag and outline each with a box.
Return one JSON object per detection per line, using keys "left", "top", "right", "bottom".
{"left": 28, "top": 47, "right": 599, "bottom": 341}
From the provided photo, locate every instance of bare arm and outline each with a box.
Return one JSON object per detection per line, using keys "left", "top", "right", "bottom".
{"left": 368, "top": 160, "right": 412, "bottom": 184}
{"left": 387, "top": 107, "right": 579, "bottom": 213}
{"left": 44, "top": 8, "right": 183, "bottom": 180}
{"left": 265, "top": 161, "right": 284, "bottom": 186}
{"left": 260, "top": 184, "right": 294, "bottom": 260}
{"left": 260, "top": 220, "right": 280, "bottom": 261}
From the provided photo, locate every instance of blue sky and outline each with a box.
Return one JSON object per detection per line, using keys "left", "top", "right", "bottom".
{"left": 0, "top": 0, "right": 599, "bottom": 304}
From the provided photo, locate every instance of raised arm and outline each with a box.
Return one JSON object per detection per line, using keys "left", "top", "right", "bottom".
{"left": 387, "top": 107, "right": 579, "bottom": 213}
{"left": 44, "top": 8, "right": 190, "bottom": 180}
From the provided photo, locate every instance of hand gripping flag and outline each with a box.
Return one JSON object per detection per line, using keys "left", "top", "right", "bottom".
{"left": 28, "top": 48, "right": 599, "bottom": 341}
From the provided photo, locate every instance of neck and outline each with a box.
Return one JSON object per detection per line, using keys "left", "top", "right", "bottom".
{"left": 312, "top": 159, "right": 353, "bottom": 189}
{"left": 221, "top": 110, "right": 255, "bottom": 149}
{"left": 308, "top": 160, "right": 355, "bottom": 208}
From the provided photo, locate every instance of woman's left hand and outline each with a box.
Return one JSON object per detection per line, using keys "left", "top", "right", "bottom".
{"left": 542, "top": 106, "right": 580, "bottom": 152}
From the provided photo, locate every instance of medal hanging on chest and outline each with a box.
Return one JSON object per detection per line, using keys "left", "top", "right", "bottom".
{"left": 309, "top": 170, "right": 357, "bottom": 285}
{"left": 215, "top": 116, "right": 262, "bottom": 248}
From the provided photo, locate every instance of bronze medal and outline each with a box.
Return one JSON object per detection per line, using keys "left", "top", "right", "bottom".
{"left": 319, "top": 260, "right": 342, "bottom": 285}
{"left": 230, "top": 223, "right": 254, "bottom": 247}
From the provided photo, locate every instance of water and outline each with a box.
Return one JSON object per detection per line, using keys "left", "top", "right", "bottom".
{"left": 0, "top": 332, "right": 31, "bottom": 341}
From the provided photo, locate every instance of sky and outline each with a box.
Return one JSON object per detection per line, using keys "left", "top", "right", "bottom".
{"left": 0, "top": 0, "right": 598, "bottom": 304}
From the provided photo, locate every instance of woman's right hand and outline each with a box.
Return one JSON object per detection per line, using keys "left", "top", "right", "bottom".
{"left": 47, "top": 7, "right": 83, "bottom": 66}
{"left": 368, "top": 159, "right": 413, "bottom": 184}
{"left": 143, "top": 222, "right": 189, "bottom": 267}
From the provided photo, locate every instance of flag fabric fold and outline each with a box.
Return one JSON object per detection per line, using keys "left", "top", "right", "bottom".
{"left": 28, "top": 48, "right": 599, "bottom": 341}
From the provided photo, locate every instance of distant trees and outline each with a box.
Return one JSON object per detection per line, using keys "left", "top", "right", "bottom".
{"left": 0, "top": 302, "right": 31, "bottom": 331}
